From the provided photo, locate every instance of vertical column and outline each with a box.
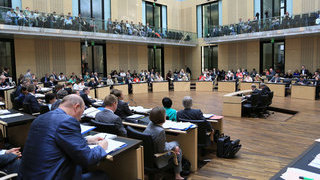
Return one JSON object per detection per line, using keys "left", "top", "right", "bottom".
{"left": 142, "top": 1, "right": 146, "bottom": 25}
{"left": 196, "top": 5, "right": 202, "bottom": 38}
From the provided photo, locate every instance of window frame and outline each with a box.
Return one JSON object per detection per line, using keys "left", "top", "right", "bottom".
{"left": 145, "top": 1, "right": 163, "bottom": 30}
{"left": 201, "top": 1, "right": 219, "bottom": 38}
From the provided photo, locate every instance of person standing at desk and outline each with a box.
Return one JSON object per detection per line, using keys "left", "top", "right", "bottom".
{"left": 95, "top": 94, "right": 127, "bottom": 136}
{"left": 143, "top": 107, "right": 184, "bottom": 180}
{"left": 110, "top": 89, "right": 133, "bottom": 119}
{"left": 19, "top": 95, "right": 108, "bottom": 179}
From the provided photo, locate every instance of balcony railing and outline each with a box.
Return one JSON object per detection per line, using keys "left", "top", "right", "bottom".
{"left": 0, "top": 6, "right": 197, "bottom": 45}
{"left": 204, "top": 11, "right": 320, "bottom": 38}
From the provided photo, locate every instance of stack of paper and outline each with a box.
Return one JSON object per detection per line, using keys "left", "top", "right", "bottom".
{"left": 80, "top": 124, "right": 96, "bottom": 134}
{"left": 281, "top": 167, "right": 320, "bottom": 179}
{"left": 86, "top": 133, "right": 117, "bottom": 140}
{"left": 89, "top": 139, "right": 127, "bottom": 154}
{"left": 203, "top": 114, "right": 214, "bottom": 118}
{"left": 0, "top": 113, "right": 24, "bottom": 119}
{"left": 126, "top": 114, "right": 145, "bottom": 119}
{"left": 0, "top": 86, "right": 14, "bottom": 90}
{"left": 35, "top": 94, "right": 45, "bottom": 98}
{"left": 0, "top": 110, "right": 10, "bottom": 115}
{"left": 40, "top": 87, "right": 52, "bottom": 92}
{"left": 0, "top": 102, "right": 5, "bottom": 106}
{"left": 309, "top": 153, "right": 320, "bottom": 169}
{"left": 162, "top": 120, "right": 195, "bottom": 131}
{"left": 83, "top": 107, "right": 101, "bottom": 118}
{"left": 129, "top": 106, "right": 152, "bottom": 114}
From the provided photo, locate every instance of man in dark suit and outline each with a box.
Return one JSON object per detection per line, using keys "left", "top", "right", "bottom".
{"left": 23, "top": 84, "right": 40, "bottom": 113}
{"left": 0, "top": 147, "right": 21, "bottom": 174}
{"left": 269, "top": 73, "right": 281, "bottom": 83}
{"left": 19, "top": 95, "right": 108, "bottom": 179}
{"left": 296, "top": 76, "right": 310, "bottom": 85}
{"left": 95, "top": 94, "right": 127, "bottom": 136}
{"left": 41, "top": 73, "right": 50, "bottom": 84}
{"left": 300, "top": 65, "right": 309, "bottom": 77}
{"left": 260, "top": 83, "right": 271, "bottom": 95}
{"left": 80, "top": 87, "right": 95, "bottom": 107}
{"left": 176, "top": 96, "right": 212, "bottom": 131}
{"left": 110, "top": 89, "right": 133, "bottom": 119}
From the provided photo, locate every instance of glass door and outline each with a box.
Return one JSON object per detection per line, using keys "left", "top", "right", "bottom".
{"left": 81, "top": 43, "right": 106, "bottom": 76}
{"left": 0, "top": 39, "right": 15, "bottom": 81}
{"left": 148, "top": 47, "right": 164, "bottom": 77}
{"left": 79, "top": 0, "right": 104, "bottom": 30}
{"left": 261, "top": 0, "right": 286, "bottom": 19}
{"left": 260, "top": 40, "right": 285, "bottom": 74}
{"left": 202, "top": 2, "right": 219, "bottom": 37}
{"left": 202, "top": 46, "right": 218, "bottom": 71}
{"left": 0, "top": 0, "right": 11, "bottom": 7}
{"left": 145, "top": 2, "right": 162, "bottom": 30}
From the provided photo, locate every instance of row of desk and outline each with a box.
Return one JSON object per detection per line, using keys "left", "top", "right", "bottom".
{"left": 218, "top": 81, "right": 318, "bottom": 100}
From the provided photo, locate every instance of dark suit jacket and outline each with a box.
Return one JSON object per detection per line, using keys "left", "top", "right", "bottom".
{"left": 176, "top": 108, "right": 211, "bottom": 131}
{"left": 300, "top": 69, "right": 309, "bottom": 76}
{"left": 95, "top": 109, "right": 127, "bottom": 136}
{"left": 41, "top": 76, "right": 49, "bottom": 83}
{"left": 23, "top": 93, "right": 40, "bottom": 113}
{"left": 80, "top": 93, "right": 95, "bottom": 107}
{"left": 0, "top": 153, "right": 20, "bottom": 174}
{"left": 115, "top": 100, "right": 133, "bottom": 119}
{"left": 261, "top": 86, "right": 271, "bottom": 95}
{"left": 19, "top": 108, "right": 107, "bottom": 179}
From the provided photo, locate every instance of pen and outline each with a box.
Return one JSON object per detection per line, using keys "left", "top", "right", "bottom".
{"left": 299, "top": 176, "right": 313, "bottom": 180}
{"left": 104, "top": 135, "right": 107, "bottom": 139}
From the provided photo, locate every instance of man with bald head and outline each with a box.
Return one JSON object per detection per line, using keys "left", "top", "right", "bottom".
{"left": 19, "top": 95, "right": 108, "bottom": 179}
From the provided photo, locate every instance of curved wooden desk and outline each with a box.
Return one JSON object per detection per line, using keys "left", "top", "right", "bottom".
{"left": 291, "top": 84, "right": 316, "bottom": 100}
{"left": 173, "top": 81, "right": 190, "bottom": 92}
{"left": 113, "top": 84, "right": 129, "bottom": 95}
{"left": 132, "top": 82, "right": 148, "bottom": 94}
{"left": 152, "top": 81, "right": 169, "bottom": 92}
{"left": 222, "top": 90, "right": 252, "bottom": 117}
{"left": 239, "top": 81, "right": 261, "bottom": 91}
{"left": 196, "top": 81, "right": 213, "bottom": 92}
{"left": 95, "top": 86, "right": 110, "bottom": 99}
{"left": 218, "top": 81, "right": 237, "bottom": 93}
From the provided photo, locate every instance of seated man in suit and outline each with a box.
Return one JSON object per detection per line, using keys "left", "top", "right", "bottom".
{"left": 176, "top": 96, "right": 212, "bottom": 131}
{"left": 19, "top": 95, "right": 108, "bottom": 179}
{"left": 44, "top": 93, "right": 57, "bottom": 111}
{"left": 80, "top": 87, "right": 96, "bottom": 107}
{"left": 300, "top": 65, "right": 309, "bottom": 77}
{"left": 269, "top": 73, "right": 281, "bottom": 83}
{"left": 64, "top": 82, "right": 73, "bottom": 94}
{"left": 110, "top": 89, "right": 133, "bottom": 119}
{"left": 296, "top": 76, "right": 310, "bottom": 85}
{"left": 260, "top": 83, "right": 271, "bottom": 95}
{"left": 0, "top": 147, "right": 21, "bottom": 174}
{"left": 244, "top": 84, "right": 260, "bottom": 100}
{"left": 95, "top": 94, "right": 127, "bottom": 136}
{"left": 15, "top": 86, "right": 28, "bottom": 108}
{"left": 23, "top": 84, "right": 40, "bottom": 113}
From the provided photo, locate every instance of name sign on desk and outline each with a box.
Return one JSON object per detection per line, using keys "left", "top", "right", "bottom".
{"left": 0, "top": 113, "right": 24, "bottom": 119}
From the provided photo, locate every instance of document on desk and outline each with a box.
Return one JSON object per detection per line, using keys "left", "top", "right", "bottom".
{"left": 80, "top": 124, "right": 96, "bottom": 134}
{"left": 280, "top": 167, "right": 320, "bottom": 179}
{"left": 203, "top": 114, "right": 214, "bottom": 119}
{"left": 0, "top": 110, "right": 10, "bottom": 115}
{"left": 0, "top": 113, "right": 24, "bottom": 119}
{"left": 86, "top": 133, "right": 117, "bottom": 140}
{"left": 162, "top": 121, "right": 195, "bottom": 131}
{"left": 308, "top": 153, "right": 320, "bottom": 169}
{"left": 35, "top": 94, "right": 45, "bottom": 98}
{"left": 89, "top": 139, "right": 127, "bottom": 155}
{"left": 0, "top": 102, "right": 5, "bottom": 106}
{"left": 129, "top": 106, "right": 152, "bottom": 113}
{"left": 40, "top": 88, "right": 52, "bottom": 92}
{"left": 126, "top": 114, "right": 145, "bottom": 119}
{"left": 83, "top": 107, "right": 102, "bottom": 118}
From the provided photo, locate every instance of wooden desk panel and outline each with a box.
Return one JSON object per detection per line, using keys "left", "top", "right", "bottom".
{"left": 96, "top": 86, "right": 110, "bottom": 100}
{"left": 3, "top": 88, "right": 15, "bottom": 109}
{"left": 240, "top": 82, "right": 260, "bottom": 91}
{"left": 132, "top": 83, "right": 148, "bottom": 94}
{"left": 196, "top": 81, "right": 213, "bottom": 92}
{"left": 218, "top": 81, "right": 236, "bottom": 93}
{"left": 222, "top": 90, "right": 252, "bottom": 117}
{"left": 267, "top": 83, "right": 286, "bottom": 97}
{"left": 88, "top": 88, "right": 96, "bottom": 99}
{"left": 152, "top": 82, "right": 169, "bottom": 92}
{"left": 166, "top": 128, "right": 198, "bottom": 172}
{"left": 113, "top": 84, "right": 129, "bottom": 95}
{"left": 173, "top": 81, "right": 190, "bottom": 92}
{"left": 291, "top": 85, "right": 316, "bottom": 100}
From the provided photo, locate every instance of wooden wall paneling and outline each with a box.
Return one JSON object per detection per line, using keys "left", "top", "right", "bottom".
{"left": 52, "top": 40, "right": 66, "bottom": 74}
{"left": 35, "top": 39, "right": 50, "bottom": 78}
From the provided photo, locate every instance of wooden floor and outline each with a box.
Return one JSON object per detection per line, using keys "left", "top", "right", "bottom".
{"left": 126, "top": 91, "right": 320, "bottom": 180}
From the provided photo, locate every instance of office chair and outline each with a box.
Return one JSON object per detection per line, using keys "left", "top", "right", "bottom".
{"left": 126, "top": 126, "right": 174, "bottom": 180}
{"left": 242, "top": 93, "right": 260, "bottom": 117}
{"left": 40, "top": 105, "right": 50, "bottom": 114}
{"left": 90, "top": 119, "right": 120, "bottom": 136}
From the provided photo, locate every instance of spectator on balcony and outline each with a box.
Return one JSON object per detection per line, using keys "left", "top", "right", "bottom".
{"left": 114, "top": 19, "right": 121, "bottom": 34}
{"left": 5, "top": 9, "right": 17, "bottom": 25}
{"left": 24, "top": 7, "right": 31, "bottom": 17}
{"left": 271, "top": 17, "right": 280, "bottom": 30}
{"left": 28, "top": 11, "right": 37, "bottom": 27}
{"left": 120, "top": 20, "right": 126, "bottom": 34}
{"left": 107, "top": 18, "right": 113, "bottom": 33}
{"left": 64, "top": 13, "right": 73, "bottom": 29}
{"left": 14, "top": 7, "right": 20, "bottom": 15}
{"left": 255, "top": 12, "right": 260, "bottom": 20}
{"left": 316, "top": 12, "right": 320, "bottom": 25}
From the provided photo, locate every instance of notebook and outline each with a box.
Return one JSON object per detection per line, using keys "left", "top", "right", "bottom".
{"left": 80, "top": 124, "right": 96, "bottom": 134}
{"left": 89, "top": 139, "right": 127, "bottom": 155}
{"left": 203, "top": 114, "right": 214, "bottom": 118}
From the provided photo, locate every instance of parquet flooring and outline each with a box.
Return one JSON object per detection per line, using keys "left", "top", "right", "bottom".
{"left": 126, "top": 91, "right": 320, "bottom": 180}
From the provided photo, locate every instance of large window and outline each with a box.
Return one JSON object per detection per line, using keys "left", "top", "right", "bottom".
{"left": 81, "top": 42, "right": 106, "bottom": 76}
{"left": 146, "top": 2, "right": 162, "bottom": 30}
{"left": 202, "top": 46, "right": 218, "bottom": 71}
{"left": 79, "top": 0, "right": 104, "bottom": 29}
{"left": 261, "top": 0, "right": 286, "bottom": 19}
{"left": 202, "top": 2, "right": 219, "bottom": 37}
{"left": 0, "top": 39, "right": 15, "bottom": 81}
{"left": 148, "top": 46, "right": 164, "bottom": 77}
{"left": 260, "top": 40, "right": 285, "bottom": 74}
{"left": 0, "top": 0, "right": 11, "bottom": 7}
